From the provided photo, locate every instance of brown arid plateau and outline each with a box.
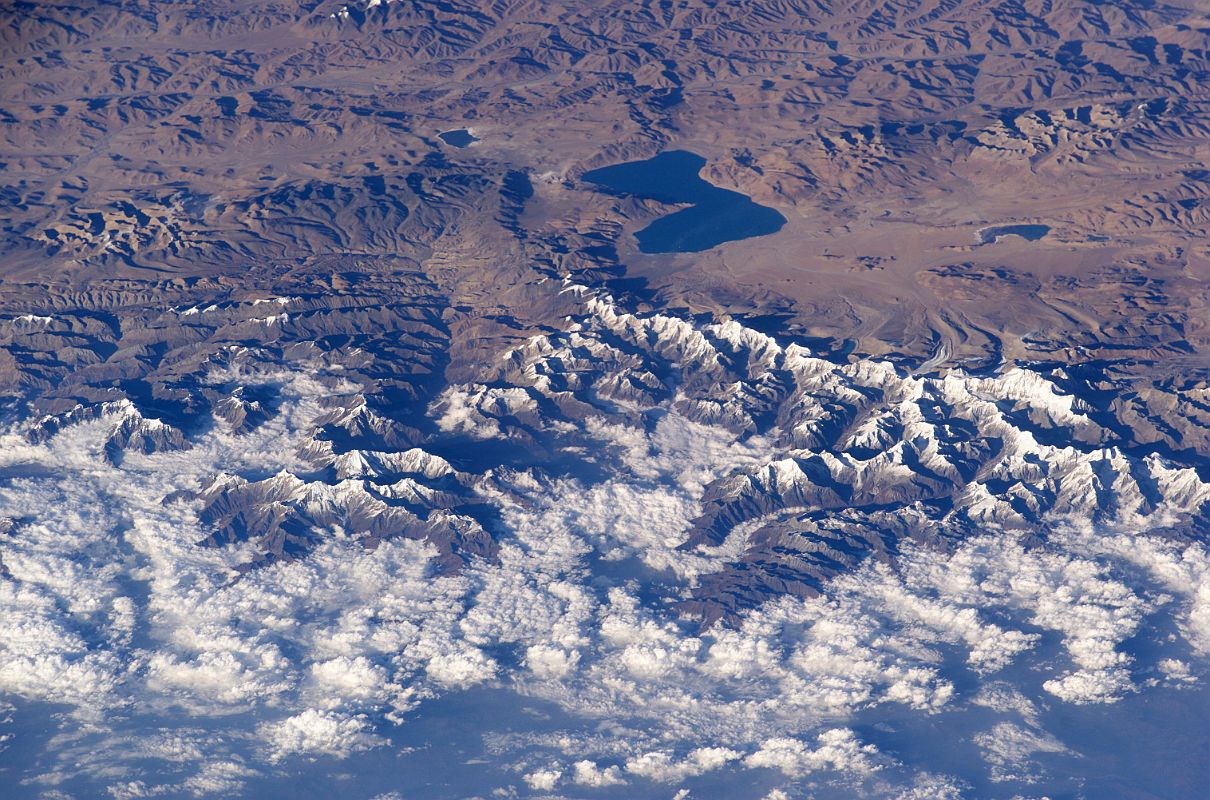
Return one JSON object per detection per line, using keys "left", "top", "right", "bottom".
{"left": 4, "top": 0, "right": 1208, "bottom": 368}
{"left": 3, "top": 2, "right": 1210, "bottom": 798}
{"left": 3, "top": 0, "right": 1209, "bottom": 445}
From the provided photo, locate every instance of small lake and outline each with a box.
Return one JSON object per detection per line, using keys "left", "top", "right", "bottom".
{"left": 582, "top": 150, "right": 786, "bottom": 253}
{"left": 977, "top": 223, "right": 1050, "bottom": 244}
{"left": 438, "top": 128, "right": 478, "bottom": 148}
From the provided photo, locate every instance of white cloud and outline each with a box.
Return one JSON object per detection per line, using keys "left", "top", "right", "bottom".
{"left": 522, "top": 766, "right": 562, "bottom": 790}
{"left": 744, "top": 730, "right": 879, "bottom": 778}
{"left": 307, "top": 656, "right": 387, "bottom": 705}
{"left": 973, "top": 683, "right": 1040, "bottom": 722}
{"left": 974, "top": 722, "right": 1068, "bottom": 783}
{"left": 585, "top": 413, "right": 773, "bottom": 494}
{"left": 1056, "top": 529, "right": 1210, "bottom": 656}
{"left": 896, "top": 535, "right": 1148, "bottom": 704}
{"left": 525, "top": 645, "right": 580, "bottom": 679}
{"left": 425, "top": 649, "right": 497, "bottom": 688}
{"left": 572, "top": 759, "right": 626, "bottom": 787}
{"left": 146, "top": 648, "right": 294, "bottom": 706}
{"left": 104, "top": 754, "right": 259, "bottom": 798}
{"left": 625, "top": 746, "right": 742, "bottom": 782}
{"left": 259, "top": 710, "right": 384, "bottom": 762}
{"left": 892, "top": 773, "right": 966, "bottom": 799}
{"left": 180, "top": 760, "right": 259, "bottom": 797}
{"left": 1156, "top": 658, "right": 1195, "bottom": 684}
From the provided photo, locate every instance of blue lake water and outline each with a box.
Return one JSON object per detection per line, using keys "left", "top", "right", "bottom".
{"left": 438, "top": 129, "right": 478, "bottom": 148}
{"left": 978, "top": 224, "right": 1051, "bottom": 244}
{"left": 582, "top": 150, "right": 786, "bottom": 253}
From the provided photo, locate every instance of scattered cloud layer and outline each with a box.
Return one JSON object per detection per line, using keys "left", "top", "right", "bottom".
{"left": 1, "top": 296, "right": 1208, "bottom": 797}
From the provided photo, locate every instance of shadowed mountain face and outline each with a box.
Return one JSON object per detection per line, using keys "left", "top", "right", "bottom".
{"left": 2, "top": 1, "right": 1210, "bottom": 798}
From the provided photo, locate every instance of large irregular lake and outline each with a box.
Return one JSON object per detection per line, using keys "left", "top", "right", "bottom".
{"left": 582, "top": 150, "right": 786, "bottom": 253}
{"left": 977, "top": 223, "right": 1050, "bottom": 244}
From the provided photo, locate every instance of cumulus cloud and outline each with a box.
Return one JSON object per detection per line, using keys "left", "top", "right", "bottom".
{"left": 625, "top": 746, "right": 742, "bottom": 782}
{"left": 307, "top": 656, "right": 387, "bottom": 705}
{"left": 895, "top": 535, "right": 1148, "bottom": 703}
{"left": 1155, "top": 658, "right": 1196, "bottom": 685}
{"left": 744, "top": 730, "right": 879, "bottom": 778}
{"left": 525, "top": 645, "right": 581, "bottom": 679}
{"left": 259, "top": 710, "right": 384, "bottom": 762}
{"left": 572, "top": 759, "right": 626, "bottom": 787}
{"left": 0, "top": 374, "right": 481, "bottom": 781}
{"left": 425, "top": 650, "right": 497, "bottom": 688}
{"left": 1058, "top": 529, "right": 1210, "bottom": 657}
{"left": 522, "top": 766, "right": 562, "bottom": 790}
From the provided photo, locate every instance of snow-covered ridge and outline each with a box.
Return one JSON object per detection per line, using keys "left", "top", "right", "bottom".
{"left": 450, "top": 292, "right": 1210, "bottom": 550}
{"left": 27, "top": 398, "right": 189, "bottom": 464}
{"left": 329, "top": 0, "right": 397, "bottom": 22}
{"left": 12, "top": 313, "right": 52, "bottom": 325}
{"left": 332, "top": 448, "right": 457, "bottom": 481}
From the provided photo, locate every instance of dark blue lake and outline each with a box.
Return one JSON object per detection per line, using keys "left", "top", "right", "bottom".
{"left": 438, "top": 128, "right": 478, "bottom": 148}
{"left": 978, "top": 223, "right": 1050, "bottom": 244}
{"left": 582, "top": 150, "right": 786, "bottom": 253}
